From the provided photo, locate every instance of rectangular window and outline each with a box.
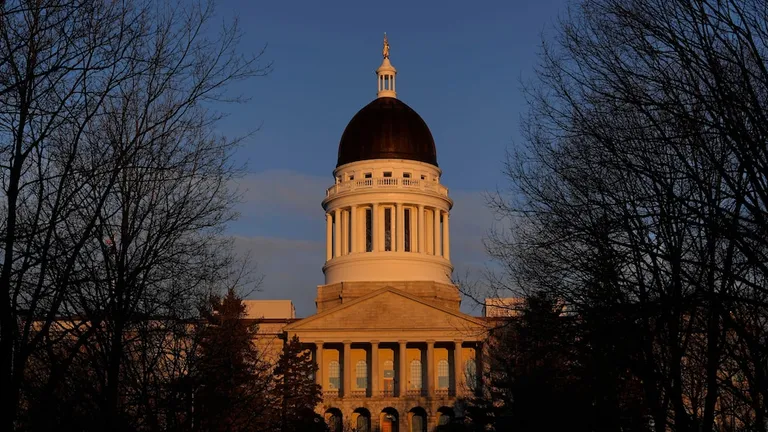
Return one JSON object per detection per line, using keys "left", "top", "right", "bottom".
{"left": 332, "top": 215, "right": 337, "bottom": 255}
{"left": 421, "top": 175, "right": 426, "bottom": 180}
{"left": 365, "top": 208, "right": 372, "bottom": 252}
{"left": 404, "top": 208, "right": 411, "bottom": 252}
{"left": 438, "top": 375, "right": 449, "bottom": 389}
{"left": 349, "top": 175, "right": 354, "bottom": 181}
{"left": 440, "top": 214, "right": 444, "bottom": 256}
{"left": 348, "top": 210, "right": 352, "bottom": 254}
{"left": 330, "top": 376, "right": 341, "bottom": 389}
{"left": 403, "top": 172, "right": 411, "bottom": 178}
{"left": 383, "top": 172, "right": 392, "bottom": 178}
{"left": 384, "top": 208, "right": 392, "bottom": 251}
{"left": 364, "top": 172, "right": 372, "bottom": 179}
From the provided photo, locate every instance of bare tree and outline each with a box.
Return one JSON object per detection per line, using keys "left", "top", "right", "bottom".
{"left": 0, "top": 0, "right": 269, "bottom": 429}
{"left": 484, "top": 0, "right": 768, "bottom": 431}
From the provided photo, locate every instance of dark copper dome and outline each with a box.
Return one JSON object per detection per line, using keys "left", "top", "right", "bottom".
{"left": 337, "top": 97, "right": 438, "bottom": 167}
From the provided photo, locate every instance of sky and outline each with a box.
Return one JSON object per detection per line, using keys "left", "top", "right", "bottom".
{"left": 212, "top": 0, "right": 570, "bottom": 316}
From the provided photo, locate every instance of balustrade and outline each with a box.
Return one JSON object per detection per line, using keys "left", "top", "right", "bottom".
{"left": 325, "top": 176, "right": 449, "bottom": 198}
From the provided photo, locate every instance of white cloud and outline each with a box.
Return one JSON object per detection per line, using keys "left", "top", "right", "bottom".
{"left": 233, "top": 170, "right": 329, "bottom": 218}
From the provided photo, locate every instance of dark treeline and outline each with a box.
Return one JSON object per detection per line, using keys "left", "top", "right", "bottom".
{"left": 471, "top": 0, "right": 768, "bottom": 431}
{"left": 0, "top": 0, "right": 321, "bottom": 430}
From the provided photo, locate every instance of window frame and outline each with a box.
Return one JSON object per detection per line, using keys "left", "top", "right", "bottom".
{"left": 409, "top": 360, "right": 423, "bottom": 389}
{"left": 404, "top": 208, "right": 411, "bottom": 252}
{"left": 329, "top": 360, "right": 341, "bottom": 389}
{"left": 355, "top": 360, "right": 368, "bottom": 389}
{"left": 437, "top": 359, "right": 450, "bottom": 389}
{"left": 384, "top": 207, "right": 392, "bottom": 251}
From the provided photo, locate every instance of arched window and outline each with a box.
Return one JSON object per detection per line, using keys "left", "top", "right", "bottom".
{"left": 437, "top": 359, "right": 449, "bottom": 389}
{"left": 438, "top": 412, "right": 452, "bottom": 426}
{"left": 356, "top": 414, "right": 371, "bottom": 432}
{"left": 329, "top": 361, "right": 340, "bottom": 389}
{"left": 464, "top": 359, "right": 477, "bottom": 390}
{"left": 410, "top": 360, "right": 422, "bottom": 389}
{"left": 356, "top": 360, "right": 368, "bottom": 389}
{"left": 328, "top": 413, "right": 342, "bottom": 432}
{"left": 411, "top": 412, "right": 426, "bottom": 432}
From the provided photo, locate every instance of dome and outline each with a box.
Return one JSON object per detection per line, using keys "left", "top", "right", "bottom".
{"left": 337, "top": 97, "right": 438, "bottom": 167}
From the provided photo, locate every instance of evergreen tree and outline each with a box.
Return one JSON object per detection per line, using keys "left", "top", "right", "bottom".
{"left": 192, "top": 289, "right": 273, "bottom": 432}
{"left": 467, "top": 294, "right": 591, "bottom": 432}
{"left": 271, "top": 335, "right": 323, "bottom": 432}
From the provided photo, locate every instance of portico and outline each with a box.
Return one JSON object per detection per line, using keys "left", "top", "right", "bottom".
{"left": 283, "top": 286, "right": 487, "bottom": 431}
{"left": 308, "top": 339, "right": 477, "bottom": 399}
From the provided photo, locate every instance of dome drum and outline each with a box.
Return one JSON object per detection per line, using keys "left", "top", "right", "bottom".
{"left": 323, "top": 252, "right": 453, "bottom": 286}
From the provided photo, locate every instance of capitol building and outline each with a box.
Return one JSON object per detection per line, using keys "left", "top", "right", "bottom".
{"left": 250, "top": 36, "right": 493, "bottom": 432}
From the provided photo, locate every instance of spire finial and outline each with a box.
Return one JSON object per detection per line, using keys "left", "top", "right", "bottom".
{"left": 382, "top": 33, "right": 390, "bottom": 59}
{"left": 376, "top": 33, "right": 396, "bottom": 98}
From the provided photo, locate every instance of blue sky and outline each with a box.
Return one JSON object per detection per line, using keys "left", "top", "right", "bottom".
{"left": 214, "top": 0, "right": 570, "bottom": 316}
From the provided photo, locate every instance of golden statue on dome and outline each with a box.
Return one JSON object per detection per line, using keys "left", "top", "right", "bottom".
{"left": 382, "top": 33, "right": 390, "bottom": 59}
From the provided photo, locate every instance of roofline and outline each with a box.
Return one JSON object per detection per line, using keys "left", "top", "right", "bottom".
{"left": 283, "top": 285, "right": 488, "bottom": 331}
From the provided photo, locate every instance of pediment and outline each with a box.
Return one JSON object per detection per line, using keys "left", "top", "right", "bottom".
{"left": 284, "top": 287, "right": 486, "bottom": 334}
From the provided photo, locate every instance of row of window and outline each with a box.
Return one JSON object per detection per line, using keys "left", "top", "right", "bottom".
{"left": 327, "top": 359, "right": 476, "bottom": 390}
{"left": 338, "top": 172, "right": 433, "bottom": 182}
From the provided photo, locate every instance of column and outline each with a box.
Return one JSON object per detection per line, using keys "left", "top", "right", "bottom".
{"left": 341, "top": 209, "right": 348, "bottom": 255}
{"left": 454, "top": 341, "right": 463, "bottom": 396}
{"left": 315, "top": 341, "right": 324, "bottom": 389}
{"left": 417, "top": 204, "right": 425, "bottom": 253}
{"left": 372, "top": 203, "right": 379, "bottom": 252}
{"left": 398, "top": 340, "right": 407, "bottom": 397}
{"left": 326, "top": 214, "right": 332, "bottom": 261}
{"left": 334, "top": 209, "right": 341, "bottom": 258}
{"left": 433, "top": 208, "right": 442, "bottom": 257}
{"left": 371, "top": 341, "right": 380, "bottom": 397}
{"left": 350, "top": 205, "right": 358, "bottom": 253}
{"left": 396, "top": 202, "right": 404, "bottom": 251}
{"left": 343, "top": 340, "right": 352, "bottom": 397}
{"left": 443, "top": 211, "right": 450, "bottom": 259}
{"left": 426, "top": 340, "right": 435, "bottom": 397}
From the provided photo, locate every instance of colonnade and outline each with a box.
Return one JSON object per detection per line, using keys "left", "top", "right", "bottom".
{"left": 325, "top": 204, "right": 450, "bottom": 261}
{"left": 313, "top": 340, "right": 476, "bottom": 399}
